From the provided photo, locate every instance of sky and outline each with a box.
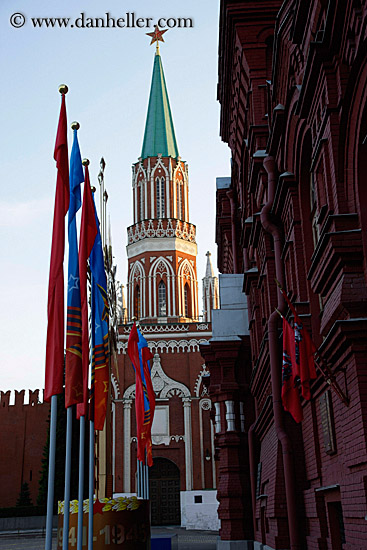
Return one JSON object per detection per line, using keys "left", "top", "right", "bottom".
{"left": 0, "top": 0, "right": 230, "bottom": 394}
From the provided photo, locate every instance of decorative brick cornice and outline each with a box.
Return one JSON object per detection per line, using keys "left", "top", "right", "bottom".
{"left": 127, "top": 218, "right": 196, "bottom": 244}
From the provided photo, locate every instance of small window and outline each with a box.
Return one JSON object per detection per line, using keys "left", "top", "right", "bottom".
{"left": 184, "top": 283, "right": 190, "bottom": 318}
{"left": 194, "top": 495, "right": 202, "bottom": 504}
{"left": 158, "top": 281, "right": 166, "bottom": 317}
{"left": 156, "top": 176, "right": 165, "bottom": 218}
{"left": 134, "top": 285, "right": 141, "bottom": 319}
{"left": 176, "top": 180, "right": 183, "bottom": 219}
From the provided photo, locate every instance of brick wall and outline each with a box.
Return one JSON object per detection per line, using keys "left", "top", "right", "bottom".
{"left": 0, "top": 390, "right": 49, "bottom": 507}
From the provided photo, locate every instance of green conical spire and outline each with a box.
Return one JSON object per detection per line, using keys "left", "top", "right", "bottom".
{"left": 141, "top": 51, "right": 179, "bottom": 159}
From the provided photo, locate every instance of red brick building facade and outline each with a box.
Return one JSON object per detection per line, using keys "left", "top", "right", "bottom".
{"left": 201, "top": 1, "right": 367, "bottom": 549}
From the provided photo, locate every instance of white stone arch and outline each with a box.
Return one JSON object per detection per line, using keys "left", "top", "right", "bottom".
{"left": 128, "top": 260, "right": 146, "bottom": 319}
{"left": 151, "top": 157, "right": 169, "bottom": 179}
{"left": 134, "top": 162, "right": 147, "bottom": 186}
{"left": 177, "top": 259, "right": 198, "bottom": 319}
{"left": 149, "top": 256, "right": 176, "bottom": 318}
{"left": 123, "top": 383, "right": 136, "bottom": 400}
{"left": 173, "top": 162, "right": 186, "bottom": 182}
{"left": 122, "top": 354, "right": 191, "bottom": 400}
{"left": 111, "top": 373, "right": 121, "bottom": 400}
{"left": 194, "top": 364, "right": 210, "bottom": 397}
{"left": 133, "top": 163, "right": 147, "bottom": 223}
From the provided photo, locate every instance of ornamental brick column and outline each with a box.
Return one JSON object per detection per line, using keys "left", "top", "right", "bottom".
{"left": 201, "top": 338, "right": 253, "bottom": 547}
{"left": 182, "top": 397, "right": 193, "bottom": 491}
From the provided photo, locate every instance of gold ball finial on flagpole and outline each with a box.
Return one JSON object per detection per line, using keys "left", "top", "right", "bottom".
{"left": 58, "top": 84, "right": 68, "bottom": 95}
{"left": 82, "top": 158, "right": 90, "bottom": 166}
{"left": 91, "top": 186, "right": 96, "bottom": 193}
{"left": 71, "top": 121, "right": 80, "bottom": 131}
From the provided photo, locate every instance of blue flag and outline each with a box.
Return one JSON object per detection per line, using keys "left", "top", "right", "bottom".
{"left": 65, "top": 129, "right": 84, "bottom": 408}
{"left": 90, "top": 195, "right": 109, "bottom": 430}
{"left": 137, "top": 330, "right": 151, "bottom": 423}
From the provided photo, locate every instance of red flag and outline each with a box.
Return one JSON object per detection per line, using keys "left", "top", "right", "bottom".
{"left": 279, "top": 285, "right": 317, "bottom": 399}
{"left": 127, "top": 323, "right": 145, "bottom": 463}
{"left": 141, "top": 346, "right": 155, "bottom": 466}
{"left": 77, "top": 165, "right": 98, "bottom": 419}
{"left": 294, "top": 320, "right": 317, "bottom": 400}
{"left": 281, "top": 318, "right": 303, "bottom": 423}
{"left": 44, "top": 93, "right": 69, "bottom": 402}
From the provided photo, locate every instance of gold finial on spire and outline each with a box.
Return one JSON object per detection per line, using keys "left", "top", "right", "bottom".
{"left": 146, "top": 25, "right": 168, "bottom": 55}
{"left": 58, "top": 84, "right": 68, "bottom": 95}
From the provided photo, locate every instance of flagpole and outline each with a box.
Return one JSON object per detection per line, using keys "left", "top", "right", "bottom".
{"left": 145, "top": 449, "right": 149, "bottom": 499}
{"left": 62, "top": 406, "right": 73, "bottom": 549}
{"left": 45, "top": 83, "right": 69, "bottom": 550}
{"left": 137, "top": 459, "right": 140, "bottom": 498}
{"left": 88, "top": 420, "right": 95, "bottom": 550}
{"left": 77, "top": 415, "right": 85, "bottom": 550}
{"left": 45, "top": 394, "right": 57, "bottom": 550}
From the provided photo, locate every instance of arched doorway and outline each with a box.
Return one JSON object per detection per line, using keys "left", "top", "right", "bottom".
{"left": 149, "top": 457, "right": 180, "bottom": 526}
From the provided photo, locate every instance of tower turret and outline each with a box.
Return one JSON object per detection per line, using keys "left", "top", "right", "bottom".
{"left": 202, "top": 251, "right": 219, "bottom": 322}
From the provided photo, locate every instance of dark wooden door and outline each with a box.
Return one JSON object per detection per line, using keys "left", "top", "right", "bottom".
{"left": 149, "top": 458, "right": 180, "bottom": 526}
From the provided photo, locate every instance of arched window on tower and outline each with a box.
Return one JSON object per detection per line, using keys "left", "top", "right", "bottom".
{"left": 134, "top": 285, "right": 141, "bottom": 319}
{"left": 184, "top": 283, "right": 190, "bottom": 318}
{"left": 156, "top": 176, "right": 165, "bottom": 218}
{"left": 139, "top": 183, "right": 144, "bottom": 221}
{"left": 158, "top": 280, "right": 167, "bottom": 317}
{"left": 176, "top": 180, "right": 183, "bottom": 219}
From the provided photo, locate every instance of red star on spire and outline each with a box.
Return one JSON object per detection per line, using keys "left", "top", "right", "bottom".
{"left": 146, "top": 25, "right": 168, "bottom": 46}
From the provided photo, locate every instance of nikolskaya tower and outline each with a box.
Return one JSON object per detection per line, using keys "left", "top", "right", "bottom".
{"left": 114, "top": 28, "right": 219, "bottom": 528}
{"left": 126, "top": 33, "right": 199, "bottom": 323}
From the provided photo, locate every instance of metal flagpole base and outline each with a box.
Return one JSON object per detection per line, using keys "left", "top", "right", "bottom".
{"left": 88, "top": 420, "right": 94, "bottom": 550}
{"left": 45, "top": 395, "right": 58, "bottom": 550}
{"left": 63, "top": 406, "right": 73, "bottom": 550}
{"left": 77, "top": 415, "right": 85, "bottom": 550}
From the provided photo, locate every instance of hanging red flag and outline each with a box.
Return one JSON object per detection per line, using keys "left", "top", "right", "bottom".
{"left": 278, "top": 283, "right": 317, "bottom": 399}
{"left": 141, "top": 345, "right": 155, "bottom": 466}
{"left": 281, "top": 318, "right": 303, "bottom": 423}
{"left": 294, "top": 319, "right": 317, "bottom": 400}
{"left": 77, "top": 164, "right": 98, "bottom": 419}
{"left": 44, "top": 91, "right": 69, "bottom": 402}
{"left": 127, "top": 323, "right": 145, "bottom": 463}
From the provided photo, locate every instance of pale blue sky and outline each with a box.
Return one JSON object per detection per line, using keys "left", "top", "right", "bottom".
{"left": 0, "top": 0, "right": 230, "bottom": 393}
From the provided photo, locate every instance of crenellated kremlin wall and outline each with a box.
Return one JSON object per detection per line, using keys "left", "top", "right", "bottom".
{"left": 0, "top": 390, "right": 50, "bottom": 508}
